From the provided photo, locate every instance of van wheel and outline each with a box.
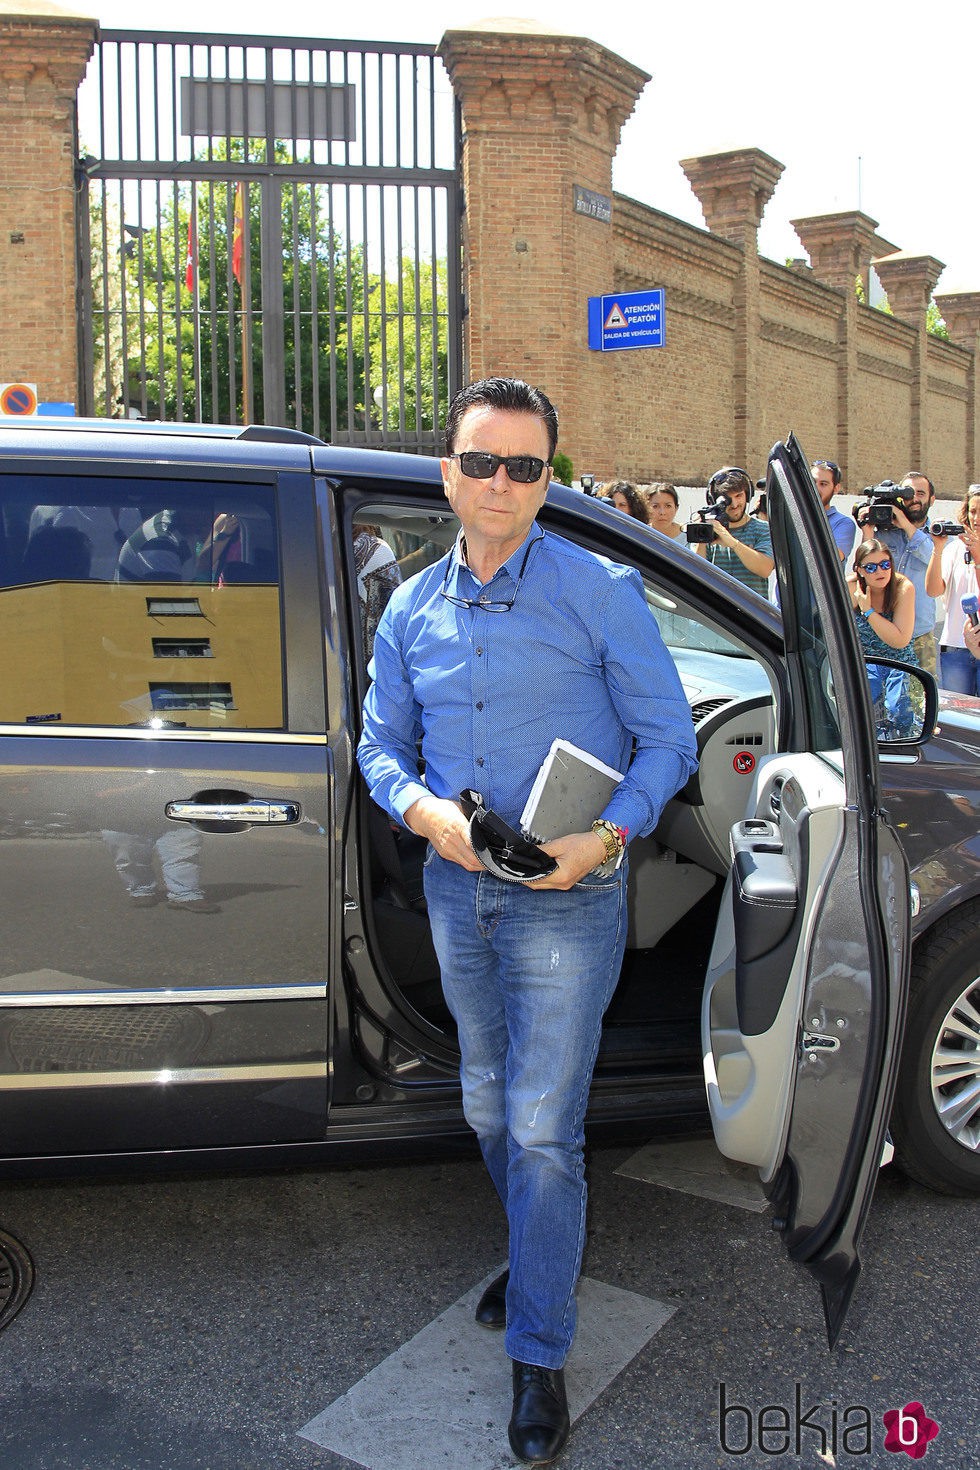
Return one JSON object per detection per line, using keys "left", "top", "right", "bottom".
{"left": 892, "top": 906, "right": 980, "bottom": 1196}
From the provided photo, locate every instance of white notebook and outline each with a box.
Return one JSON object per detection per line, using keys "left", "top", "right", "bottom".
{"left": 520, "top": 739, "right": 624, "bottom": 842}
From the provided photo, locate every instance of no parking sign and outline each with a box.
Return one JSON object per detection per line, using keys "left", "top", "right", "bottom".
{"left": 0, "top": 383, "right": 38, "bottom": 416}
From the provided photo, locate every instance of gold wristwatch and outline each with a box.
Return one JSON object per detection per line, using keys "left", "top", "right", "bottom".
{"left": 591, "top": 819, "right": 627, "bottom": 871}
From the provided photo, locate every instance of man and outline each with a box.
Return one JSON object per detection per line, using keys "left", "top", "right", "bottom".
{"left": 694, "top": 466, "right": 774, "bottom": 598}
{"left": 861, "top": 471, "right": 938, "bottom": 675}
{"left": 812, "top": 459, "right": 858, "bottom": 564}
{"left": 357, "top": 378, "right": 697, "bottom": 1465}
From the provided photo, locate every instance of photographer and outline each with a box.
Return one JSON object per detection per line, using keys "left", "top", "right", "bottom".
{"left": 925, "top": 484, "right": 980, "bottom": 696}
{"left": 692, "top": 466, "right": 774, "bottom": 598}
{"left": 857, "top": 471, "right": 937, "bottom": 675}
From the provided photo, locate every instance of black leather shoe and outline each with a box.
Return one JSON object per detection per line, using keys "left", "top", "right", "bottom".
{"left": 508, "top": 1360, "right": 569, "bottom": 1465}
{"left": 474, "top": 1269, "right": 508, "bottom": 1329}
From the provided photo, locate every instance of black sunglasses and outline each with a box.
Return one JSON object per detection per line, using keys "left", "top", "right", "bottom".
{"left": 458, "top": 790, "right": 558, "bottom": 883}
{"left": 708, "top": 467, "right": 751, "bottom": 489}
{"left": 448, "top": 451, "right": 549, "bottom": 485}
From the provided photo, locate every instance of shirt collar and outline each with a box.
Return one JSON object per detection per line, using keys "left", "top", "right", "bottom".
{"left": 448, "top": 523, "right": 544, "bottom": 593}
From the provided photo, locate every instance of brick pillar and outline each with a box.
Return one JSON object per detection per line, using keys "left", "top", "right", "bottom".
{"left": 788, "top": 212, "right": 897, "bottom": 489}
{"left": 680, "top": 148, "right": 784, "bottom": 472}
{"left": 791, "top": 210, "right": 884, "bottom": 299}
{"left": 0, "top": 2, "right": 97, "bottom": 407}
{"left": 438, "top": 22, "right": 648, "bottom": 473}
{"left": 934, "top": 290, "right": 980, "bottom": 483}
{"left": 873, "top": 252, "right": 946, "bottom": 471}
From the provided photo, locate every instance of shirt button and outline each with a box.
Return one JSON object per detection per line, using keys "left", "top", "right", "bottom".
{"left": 476, "top": 647, "right": 483, "bottom": 656}
{"left": 476, "top": 757, "right": 484, "bottom": 767}
{"left": 476, "top": 701, "right": 484, "bottom": 711}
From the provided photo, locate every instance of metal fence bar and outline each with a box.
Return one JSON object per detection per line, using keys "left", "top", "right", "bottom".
{"left": 79, "top": 30, "right": 460, "bottom": 448}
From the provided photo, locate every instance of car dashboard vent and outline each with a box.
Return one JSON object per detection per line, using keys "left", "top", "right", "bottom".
{"left": 690, "top": 696, "right": 731, "bottom": 724}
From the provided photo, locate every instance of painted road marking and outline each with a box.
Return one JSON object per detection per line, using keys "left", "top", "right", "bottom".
{"left": 616, "top": 1138, "right": 768, "bottom": 1213}
{"left": 298, "top": 1270, "right": 674, "bottom": 1469}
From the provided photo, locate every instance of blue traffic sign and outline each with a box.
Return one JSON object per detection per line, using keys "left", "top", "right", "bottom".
{"left": 587, "top": 288, "right": 664, "bottom": 352}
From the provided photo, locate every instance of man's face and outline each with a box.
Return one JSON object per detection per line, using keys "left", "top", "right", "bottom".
{"left": 813, "top": 465, "right": 837, "bottom": 508}
{"left": 900, "top": 475, "right": 934, "bottom": 524}
{"left": 722, "top": 484, "right": 749, "bottom": 525}
{"left": 441, "top": 405, "right": 551, "bottom": 558}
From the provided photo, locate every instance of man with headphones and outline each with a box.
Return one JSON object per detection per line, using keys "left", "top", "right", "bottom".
{"left": 693, "top": 466, "right": 774, "bottom": 599}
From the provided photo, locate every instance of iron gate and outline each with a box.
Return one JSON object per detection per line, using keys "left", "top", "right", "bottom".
{"left": 77, "top": 31, "right": 462, "bottom": 452}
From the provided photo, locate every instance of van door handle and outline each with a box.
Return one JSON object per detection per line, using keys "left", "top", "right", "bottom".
{"left": 165, "top": 800, "right": 300, "bottom": 825}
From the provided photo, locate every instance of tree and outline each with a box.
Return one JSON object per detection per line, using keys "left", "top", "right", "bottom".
{"left": 365, "top": 255, "right": 451, "bottom": 442}
{"left": 86, "top": 143, "right": 451, "bottom": 440}
{"left": 926, "top": 300, "right": 949, "bottom": 340}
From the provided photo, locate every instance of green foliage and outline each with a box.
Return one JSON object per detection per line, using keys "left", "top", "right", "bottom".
{"left": 927, "top": 300, "right": 949, "bottom": 340}
{"left": 551, "top": 450, "right": 573, "bottom": 486}
{"left": 89, "top": 140, "right": 448, "bottom": 437}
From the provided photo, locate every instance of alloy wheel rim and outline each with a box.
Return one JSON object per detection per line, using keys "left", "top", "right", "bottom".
{"left": 930, "top": 973, "right": 980, "bottom": 1151}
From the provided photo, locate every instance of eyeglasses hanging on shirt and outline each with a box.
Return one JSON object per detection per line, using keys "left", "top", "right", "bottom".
{"left": 440, "top": 532, "right": 545, "bottom": 612}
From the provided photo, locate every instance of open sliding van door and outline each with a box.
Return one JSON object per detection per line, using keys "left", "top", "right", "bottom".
{"left": 702, "top": 434, "right": 912, "bottom": 1346}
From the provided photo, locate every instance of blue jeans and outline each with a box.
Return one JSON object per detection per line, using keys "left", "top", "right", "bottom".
{"left": 101, "top": 828, "right": 204, "bottom": 902}
{"left": 940, "top": 645, "right": 980, "bottom": 697}
{"left": 423, "top": 849, "right": 628, "bottom": 1369}
{"left": 866, "top": 661, "right": 917, "bottom": 739}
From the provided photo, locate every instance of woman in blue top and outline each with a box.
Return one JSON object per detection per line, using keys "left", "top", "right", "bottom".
{"left": 848, "top": 538, "right": 919, "bottom": 738}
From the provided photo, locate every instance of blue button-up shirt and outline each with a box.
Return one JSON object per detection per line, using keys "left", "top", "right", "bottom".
{"left": 358, "top": 525, "right": 698, "bottom": 841}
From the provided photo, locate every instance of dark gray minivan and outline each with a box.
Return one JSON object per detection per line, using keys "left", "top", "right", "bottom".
{"left": 1, "top": 418, "right": 978, "bottom": 1341}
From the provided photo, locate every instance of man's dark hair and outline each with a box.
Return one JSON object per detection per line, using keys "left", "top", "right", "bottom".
{"left": 902, "top": 470, "right": 935, "bottom": 498}
{"left": 812, "top": 459, "right": 841, "bottom": 487}
{"left": 708, "top": 466, "right": 752, "bottom": 498}
{"left": 445, "top": 378, "right": 558, "bottom": 460}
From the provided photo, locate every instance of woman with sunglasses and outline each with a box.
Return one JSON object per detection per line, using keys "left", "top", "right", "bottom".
{"left": 849, "top": 539, "right": 919, "bottom": 737}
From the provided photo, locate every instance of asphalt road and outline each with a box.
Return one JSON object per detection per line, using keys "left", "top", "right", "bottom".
{"left": 0, "top": 1140, "right": 975, "bottom": 1470}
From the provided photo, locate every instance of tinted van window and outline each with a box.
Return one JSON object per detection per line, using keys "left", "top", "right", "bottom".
{"left": 0, "top": 475, "right": 283, "bottom": 730}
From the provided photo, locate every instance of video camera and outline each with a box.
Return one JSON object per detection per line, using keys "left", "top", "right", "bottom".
{"left": 686, "top": 480, "right": 735, "bottom": 545}
{"left": 852, "top": 480, "right": 913, "bottom": 531}
{"left": 930, "top": 520, "right": 966, "bottom": 537}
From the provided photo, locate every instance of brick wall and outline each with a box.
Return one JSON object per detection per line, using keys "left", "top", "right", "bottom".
{"left": 1, "top": 10, "right": 977, "bottom": 491}
{"left": 0, "top": 8, "right": 96, "bottom": 407}
{"left": 441, "top": 25, "right": 980, "bottom": 496}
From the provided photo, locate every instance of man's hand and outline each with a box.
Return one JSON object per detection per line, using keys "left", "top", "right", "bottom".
{"left": 713, "top": 520, "right": 774, "bottom": 578}
{"left": 965, "top": 620, "right": 980, "bottom": 660}
{"left": 528, "top": 830, "right": 609, "bottom": 891}
{"left": 404, "top": 795, "right": 483, "bottom": 871}
{"left": 890, "top": 505, "right": 915, "bottom": 536}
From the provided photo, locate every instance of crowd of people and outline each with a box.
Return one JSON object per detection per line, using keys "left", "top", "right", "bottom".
{"left": 593, "top": 463, "right": 980, "bottom": 708}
